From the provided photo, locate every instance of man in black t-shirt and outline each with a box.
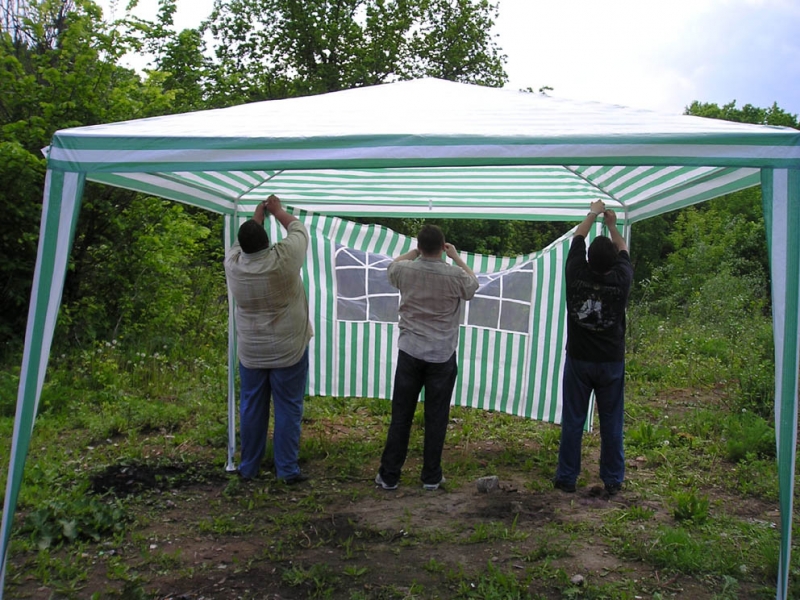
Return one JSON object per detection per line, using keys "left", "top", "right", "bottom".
{"left": 554, "top": 199, "right": 633, "bottom": 496}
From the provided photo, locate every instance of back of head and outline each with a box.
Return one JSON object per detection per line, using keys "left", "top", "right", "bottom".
{"left": 588, "top": 236, "right": 618, "bottom": 274}
{"left": 238, "top": 220, "right": 269, "bottom": 254}
{"left": 417, "top": 224, "right": 445, "bottom": 256}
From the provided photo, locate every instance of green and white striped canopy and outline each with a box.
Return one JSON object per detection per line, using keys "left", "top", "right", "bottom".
{"left": 45, "top": 78, "right": 790, "bottom": 223}
{"left": 4, "top": 78, "right": 800, "bottom": 599}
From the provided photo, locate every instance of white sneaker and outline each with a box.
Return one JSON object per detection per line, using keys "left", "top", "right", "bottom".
{"left": 423, "top": 477, "right": 446, "bottom": 491}
{"left": 375, "top": 473, "right": 398, "bottom": 490}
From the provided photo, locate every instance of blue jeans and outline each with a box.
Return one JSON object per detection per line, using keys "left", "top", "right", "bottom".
{"left": 379, "top": 350, "right": 457, "bottom": 487}
{"left": 238, "top": 348, "right": 309, "bottom": 480}
{"left": 556, "top": 356, "right": 625, "bottom": 487}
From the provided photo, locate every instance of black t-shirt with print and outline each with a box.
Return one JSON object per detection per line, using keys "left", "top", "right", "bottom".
{"left": 565, "top": 235, "right": 633, "bottom": 362}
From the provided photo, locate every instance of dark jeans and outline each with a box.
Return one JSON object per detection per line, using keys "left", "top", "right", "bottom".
{"left": 238, "top": 348, "right": 309, "bottom": 480}
{"left": 379, "top": 350, "right": 458, "bottom": 487}
{"left": 556, "top": 355, "right": 625, "bottom": 487}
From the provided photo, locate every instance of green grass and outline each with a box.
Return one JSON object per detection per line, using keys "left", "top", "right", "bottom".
{"left": 1, "top": 303, "right": 797, "bottom": 599}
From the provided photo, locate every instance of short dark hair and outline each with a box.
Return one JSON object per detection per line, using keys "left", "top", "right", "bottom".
{"left": 417, "top": 224, "right": 445, "bottom": 256}
{"left": 238, "top": 220, "right": 269, "bottom": 254}
{"left": 587, "top": 236, "right": 618, "bottom": 274}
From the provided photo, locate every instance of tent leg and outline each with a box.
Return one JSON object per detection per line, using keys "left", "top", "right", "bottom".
{"left": 761, "top": 167, "right": 800, "bottom": 600}
{"left": 224, "top": 215, "right": 238, "bottom": 473}
{"left": 0, "top": 170, "right": 85, "bottom": 599}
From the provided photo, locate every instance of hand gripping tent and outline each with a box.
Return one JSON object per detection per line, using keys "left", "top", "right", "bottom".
{"left": 3, "top": 78, "right": 799, "bottom": 598}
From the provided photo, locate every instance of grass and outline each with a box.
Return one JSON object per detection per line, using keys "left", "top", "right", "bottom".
{"left": 1, "top": 307, "right": 797, "bottom": 599}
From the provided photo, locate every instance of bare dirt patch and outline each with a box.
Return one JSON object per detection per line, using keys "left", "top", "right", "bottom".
{"left": 9, "top": 442, "right": 778, "bottom": 599}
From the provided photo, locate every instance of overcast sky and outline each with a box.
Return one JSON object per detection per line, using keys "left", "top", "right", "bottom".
{"left": 104, "top": 0, "right": 800, "bottom": 117}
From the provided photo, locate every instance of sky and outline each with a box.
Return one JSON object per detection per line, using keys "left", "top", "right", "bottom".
{"left": 102, "top": 0, "right": 800, "bottom": 117}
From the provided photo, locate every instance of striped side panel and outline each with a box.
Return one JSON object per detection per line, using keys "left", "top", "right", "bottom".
{"left": 454, "top": 329, "right": 528, "bottom": 414}
{"left": 337, "top": 321, "right": 397, "bottom": 399}
{"left": 304, "top": 212, "right": 335, "bottom": 397}
{"left": 529, "top": 235, "right": 569, "bottom": 422}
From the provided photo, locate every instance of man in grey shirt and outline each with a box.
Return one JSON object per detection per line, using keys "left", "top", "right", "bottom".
{"left": 224, "top": 195, "right": 312, "bottom": 484}
{"left": 376, "top": 224, "right": 479, "bottom": 491}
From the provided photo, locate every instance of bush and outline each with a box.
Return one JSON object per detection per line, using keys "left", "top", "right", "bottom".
{"left": 724, "top": 412, "right": 775, "bottom": 462}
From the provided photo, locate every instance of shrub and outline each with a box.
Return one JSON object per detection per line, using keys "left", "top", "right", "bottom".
{"left": 724, "top": 412, "right": 775, "bottom": 462}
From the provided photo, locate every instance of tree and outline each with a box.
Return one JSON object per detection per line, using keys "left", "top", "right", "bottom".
{"left": 127, "top": 0, "right": 211, "bottom": 113}
{"left": 631, "top": 101, "right": 798, "bottom": 301}
{"left": 0, "top": 0, "right": 178, "bottom": 356}
{"left": 686, "top": 99, "right": 799, "bottom": 128}
{"left": 199, "top": 0, "right": 507, "bottom": 105}
{"left": 403, "top": 0, "right": 506, "bottom": 86}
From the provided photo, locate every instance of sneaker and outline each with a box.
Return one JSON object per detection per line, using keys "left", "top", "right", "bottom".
{"left": 422, "top": 477, "right": 446, "bottom": 491}
{"left": 605, "top": 482, "right": 622, "bottom": 496}
{"left": 281, "top": 472, "right": 309, "bottom": 485}
{"left": 375, "top": 473, "right": 398, "bottom": 490}
{"left": 553, "top": 478, "right": 576, "bottom": 493}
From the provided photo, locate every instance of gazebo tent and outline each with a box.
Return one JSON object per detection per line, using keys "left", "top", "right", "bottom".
{"left": 2, "top": 78, "right": 799, "bottom": 598}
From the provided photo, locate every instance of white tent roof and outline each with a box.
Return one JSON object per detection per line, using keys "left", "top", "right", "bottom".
{"left": 47, "top": 78, "right": 797, "bottom": 222}
{"left": 4, "top": 78, "right": 800, "bottom": 600}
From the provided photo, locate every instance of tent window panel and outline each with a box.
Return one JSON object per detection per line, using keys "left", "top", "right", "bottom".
{"left": 467, "top": 297, "right": 500, "bottom": 329}
{"left": 369, "top": 255, "right": 392, "bottom": 268}
{"left": 336, "top": 248, "right": 365, "bottom": 267}
{"left": 499, "top": 301, "right": 531, "bottom": 333}
{"left": 476, "top": 275, "right": 500, "bottom": 297}
{"left": 336, "top": 268, "right": 366, "bottom": 298}
{"left": 368, "top": 267, "right": 396, "bottom": 295}
{"left": 339, "top": 298, "right": 367, "bottom": 321}
{"left": 503, "top": 270, "right": 533, "bottom": 302}
{"left": 369, "top": 295, "right": 400, "bottom": 323}
{"left": 336, "top": 244, "right": 400, "bottom": 324}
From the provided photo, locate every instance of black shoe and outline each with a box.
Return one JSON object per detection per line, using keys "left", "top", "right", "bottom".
{"left": 553, "top": 479, "right": 576, "bottom": 493}
{"left": 234, "top": 469, "right": 254, "bottom": 482}
{"left": 605, "top": 482, "right": 622, "bottom": 496}
{"left": 282, "top": 473, "right": 309, "bottom": 485}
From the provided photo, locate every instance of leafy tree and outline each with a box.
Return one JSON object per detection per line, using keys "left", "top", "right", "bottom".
{"left": 631, "top": 101, "right": 798, "bottom": 301}
{"left": 686, "top": 99, "right": 799, "bottom": 128}
{"left": 199, "top": 0, "right": 507, "bottom": 105}
{"left": 0, "top": 0, "right": 177, "bottom": 356}
{"left": 403, "top": 0, "right": 506, "bottom": 86}
{"left": 59, "top": 196, "right": 226, "bottom": 351}
{"left": 642, "top": 204, "right": 769, "bottom": 314}
{"left": 127, "top": 0, "right": 211, "bottom": 113}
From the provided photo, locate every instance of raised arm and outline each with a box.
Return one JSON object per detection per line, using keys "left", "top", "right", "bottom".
{"left": 258, "top": 194, "right": 298, "bottom": 231}
{"left": 603, "top": 209, "right": 628, "bottom": 253}
{"left": 575, "top": 199, "right": 605, "bottom": 239}
{"left": 445, "top": 243, "right": 477, "bottom": 280}
{"left": 393, "top": 248, "right": 420, "bottom": 262}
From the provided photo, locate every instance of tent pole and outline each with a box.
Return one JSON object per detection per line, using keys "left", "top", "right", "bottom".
{"left": 761, "top": 168, "right": 800, "bottom": 600}
{"left": 0, "top": 170, "right": 85, "bottom": 599}
{"left": 224, "top": 214, "right": 238, "bottom": 472}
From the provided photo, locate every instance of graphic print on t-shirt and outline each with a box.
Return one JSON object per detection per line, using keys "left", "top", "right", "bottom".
{"left": 567, "top": 280, "right": 624, "bottom": 332}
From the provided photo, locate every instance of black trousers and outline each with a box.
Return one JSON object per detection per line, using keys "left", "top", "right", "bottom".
{"left": 378, "top": 350, "right": 458, "bottom": 486}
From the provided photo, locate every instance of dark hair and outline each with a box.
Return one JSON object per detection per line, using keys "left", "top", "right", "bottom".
{"left": 417, "top": 224, "right": 445, "bottom": 256}
{"left": 587, "top": 236, "right": 618, "bottom": 274}
{"left": 238, "top": 220, "right": 269, "bottom": 254}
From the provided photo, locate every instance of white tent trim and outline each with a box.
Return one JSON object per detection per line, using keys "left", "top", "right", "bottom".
{"left": 2, "top": 78, "right": 799, "bottom": 599}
